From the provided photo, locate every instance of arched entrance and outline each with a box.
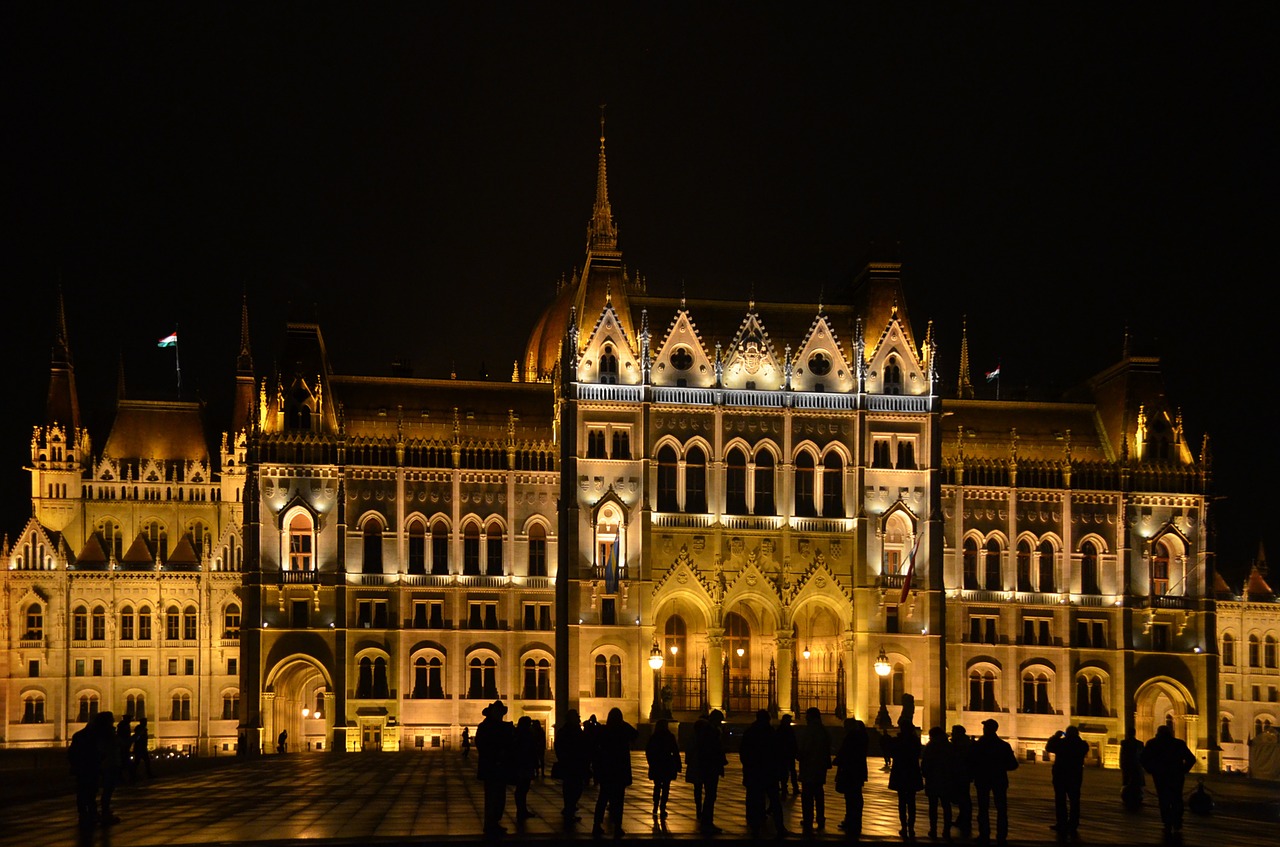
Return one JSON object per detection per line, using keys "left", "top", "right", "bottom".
{"left": 1134, "top": 677, "right": 1198, "bottom": 751}
{"left": 264, "top": 656, "right": 333, "bottom": 754}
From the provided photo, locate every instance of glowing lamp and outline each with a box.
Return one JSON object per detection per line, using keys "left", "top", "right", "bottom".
{"left": 874, "top": 647, "right": 891, "bottom": 678}
{"left": 669, "top": 645, "right": 679, "bottom": 656}
{"left": 302, "top": 708, "right": 310, "bottom": 718}
{"left": 648, "top": 641, "right": 664, "bottom": 671}
{"left": 736, "top": 647, "right": 745, "bottom": 658}
{"left": 802, "top": 646, "right": 811, "bottom": 660}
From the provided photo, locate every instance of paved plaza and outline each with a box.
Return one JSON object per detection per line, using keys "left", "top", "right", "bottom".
{"left": 0, "top": 748, "right": 1275, "bottom": 847}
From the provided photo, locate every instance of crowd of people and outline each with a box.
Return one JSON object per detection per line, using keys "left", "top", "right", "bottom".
{"left": 68, "top": 711, "right": 152, "bottom": 829}
{"left": 469, "top": 694, "right": 1204, "bottom": 842}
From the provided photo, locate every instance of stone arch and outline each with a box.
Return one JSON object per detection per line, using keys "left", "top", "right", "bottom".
{"left": 1134, "top": 676, "right": 1197, "bottom": 746}
{"left": 263, "top": 653, "right": 333, "bottom": 754}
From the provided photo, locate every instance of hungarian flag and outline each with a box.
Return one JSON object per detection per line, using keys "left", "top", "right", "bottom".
{"left": 985, "top": 366, "right": 1001, "bottom": 382}
{"left": 899, "top": 532, "right": 923, "bottom": 605}
{"left": 157, "top": 332, "right": 178, "bottom": 348}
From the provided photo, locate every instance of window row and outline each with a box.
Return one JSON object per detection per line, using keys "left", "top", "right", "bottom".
{"left": 656, "top": 445, "right": 848, "bottom": 517}
{"left": 966, "top": 669, "right": 1109, "bottom": 717}
{"left": 1222, "top": 633, "right": 1279, "bottom": 669}
{"left": 50, "top": 603, "right": 241, "bottom": 643}
{"left": 963, "top": 538, "right": 1123, "bottom": 595}
{"left": 353, "top": 656, "right": 559, "bottom": 702}
{"left": 37, "top": 690, "right": 240, "bottom": 724}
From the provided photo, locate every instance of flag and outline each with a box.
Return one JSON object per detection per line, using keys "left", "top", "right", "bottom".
{"left": 985, "top": 366, "right": 1001, "bottom": 382}
{"left": 158, "top": 332, "right": 178, "bottom": 348}
{"left": 899, "top": 532, "right": 923, "bottom": 605}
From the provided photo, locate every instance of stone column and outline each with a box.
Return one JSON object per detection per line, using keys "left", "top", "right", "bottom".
{"left": 775, "top": 634, "right": 795, "bottom": 717}
{"left": 707, "top": 629, "right": 725, "bottom": 711}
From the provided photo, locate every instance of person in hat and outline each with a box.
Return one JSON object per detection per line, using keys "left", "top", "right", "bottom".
{"left": 695, "top": 709, "right": 728, "bottom": 834}
{"left": 971, "top": 718, "right": 1018, "bottom": 846}
{"left": 1045, "top": 725, "right": 1090, "bottom": 838}
{"left": 475, "top": 699, "right": 514, "bottom": 836}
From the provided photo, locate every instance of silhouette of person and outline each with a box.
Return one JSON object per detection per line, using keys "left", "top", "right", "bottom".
{"left": 797, "top": 706, "right": 833, "bottom": 832}
{"left": 684, "top": 717, "right": 706, "bottom": 821}
{"left": 948, "top": 726, "right": 974, "bottom": 839}
{"left": 131, "top": 716, "right": 153, "bottom": 780}
{"left": 1140, "top": 724, "right": 1196, "bottom": 836}
{"left": 740, "top": 709, "right": 785, "bottom": 836}
{"left": 591, "top": 707, "right": 638, "bottom": 838}
{"left": 512, "top": 715, "right": 540, "bottom": 821}
{"left": 833, "top": 717, "right": 869, "bottom": 838}
{"left": 277, "top": 729, "right": 288, "bottom": 754}
{"left": 554, "top": 709, "right": 590, "bottom": 822}
{"left": 475, "top": 699, "right": 514, "bottom": 836}
{"left": 532, "top": 719, "right": 547, "bottom": 779}
{"left": 116, "top": 715, "right": 133, "bottom": 783}
{"left": 776, "top": 713, "right": 800, "bottom": 799}
{"left": 1119, "top": 729, "right": 1145, "bottom": 809}
{"left": 971, "top": 718, "right": 1019, "bottom": 846}
{"left": 94, "top": 712, "right": 122, "bottom": 824}
{"left": 1045, "top": 725, "right": 1089, "bottom": 837}
{"left": 461, "top": 725, "right": 471, "bottom": 759}
{"left": 921, "top": 726, "right": 955, "bottom": 840}
{"left": 646, "top": 718, "right": 682, "bottom": 821}
{"left": 69, "top": 715, "right": 102, "bottom": 826}
{"left": 695, "top": 709, "right": 728, "bottom": 834}
{"left": 888, "top": 716, "right": 923, "bottom": 839}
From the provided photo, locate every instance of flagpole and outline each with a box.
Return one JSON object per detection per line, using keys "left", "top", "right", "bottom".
{"left": 174, "top": 323, "right": 182, "bottom": 397}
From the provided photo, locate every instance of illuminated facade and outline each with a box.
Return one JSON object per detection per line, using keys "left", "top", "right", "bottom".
{"left": 5, "top": 132, "right": 1278, "bottom": 771}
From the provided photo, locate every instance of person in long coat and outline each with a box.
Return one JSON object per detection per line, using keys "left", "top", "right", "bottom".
{"left": 1140, "top": 724, "right": 1196, "bottom": 836}
{"left": 833, "top": 717, "right": 870, "bottom": 837}
{"left": 512, "top": 715, "right": 541, "bottom": 821}
{"left": 591, "top": 707, "right": 638, "bottom": 838}
{"left": 475, "top": 699, "right": 515, "bottom": 836}
{"left": 1045, "top": 725, "right": 1089, "bottom": 837}
{"left": 796, "top": 707, "right": 833, "bottom": 832}
{"left": 971, "top": 718, "right": 1019, "bottom": 847}
{"left": 739, "top": 710, "right": 785, "bottom": 836}
{"left": 645, "top": 719, "right": 681, "bottom": 820}
{"left": 694, "top": 710, "right": 728, "bottom": 834}
{"left": 554, "top": 709, "right": 590, "bottom": 822}
{"left": 889, "top": 717, "right": 924, "bottom": 839}
{"left": 920, "top": 726, "right": 954, "bottom": 840}
{"left": 948, "top": 726, "right": 974, "bottom": 839}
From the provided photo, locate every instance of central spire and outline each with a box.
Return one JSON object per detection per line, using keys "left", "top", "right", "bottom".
{"left": 587, "top": 105, "right": 618, "bottom": 252}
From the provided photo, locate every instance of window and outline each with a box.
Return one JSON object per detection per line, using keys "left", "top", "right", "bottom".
{"left": 463, "top": 524, "right": 481, "bottom": 575}
{"left": 527, "top": 524, "right": 547, "bottom": 577}
{"left": 1076, "top": 674, "right": 1106, "bottom": 716}
{"left": 227, "top": 658, "right": 237, "bottom": 675}
{"left": 968, "top": 669, "right": 996, "bottom": 711}
{"left": 886, "top": 605, "right": 900, "bottom": 634}
{"left": 599, "top": 345, "right": 618, "bottom": 384}
{"left": 122, "top": 659, "right": 132, "bottom": 676}
{"left": 725, "top": 448, "right": 747, "bottom": 514}
{"left": 363, "top": 521, "right": 383, "bottom": 575}
{"left": 413, "top": 657, "right": 444, "bottom": 699}
{"left": 166, "top": 607, "right": 181, "bottom": 641}
{"left": 725, "top": 612, "right": 750, "bottom": 675}
{"left": 656, "top": 446, "right": 679, "bottom": 512}
{"left": 75, "top": 659, "right": 86, "bottom": 677}
{"left": 822, "top": 453, "right": 843, "bottom": 516}
{"left": 963, "top": 539, "right": 979, "bottom": 590}
{"left": 1022, "top": 671, "right": 1052, "bottom": 714}
{"left": 523, "top": 658, "right": 552, "bottom": 699}
{"left": 288, "top": 512, "right": 313, "bottom": 571}
{"left": 77, "top": 693, "right": 100, "bottom": 722}
{"left": 1023, "top": 617, "right": 1051, "bottom": 646}
{"left": 1222, "top": 634, "right": 1236, "bottom": 666}
{"left": 138, "top": 606, "right": 152, "bottom": 641}
{"left": 25, "top": 603, "right": 43, "bottom": 639}
{"left": 22, "top": 694, "right": 45, "bottom": 724}
{"left": 408, "top": 520, "right": 426, "bottom": 575}
{"left": 594, "top": 655, "right": 623, "bottom": 698}
{"left": 139, "top": 659, "right": 149, "bottom": 676}
{"left": 72, "top": 606, "right": 88, "bottom": 641}
{"left": 1077, "top": 619, "right": 1105, "bottom": 649}
{"left": 486, "top": 524, "right": 504, "bottom": 576}
{"left": 124, "top": 693, "right": 145, "bottom": 720}
{"left": 119, "top": 606, "right": 134, "bottom": 641}
{"left": 808, "top": 351, "right": 832, "bottom": 376}
{"left": 183, "top": 606, "right": 198, "bottom": 640}
{"left": 984, "top": 539, "right": 1003, "bottom": 590}
{"left": 1038, "top": 541, "right": 1056, "bottom": 593}
{"left": 357, "top": 600, "right": 389, "bottom": 629}
{"left": 1249, "top": 635, "right": 1261, "bottom": 668}
{"left": 897, "top": 440, "right": 915, "bottom": 469}
{"left": 753, "top": 452, "right": 775, "bottom": 515}
{"left": 468, "top": 657, "right": 498, "bottom": 699}
{"left": 1220, "top": 716, "right": 1233, "bottom": 743}
{"left": 468, "top": 601, "right": 498, "bottom": 630}
{"left": 1151, "top": 540, "right": 1171, "bottom": 595}
{"left": 611, "top": 429, "right": 631, "bottom": 460}
{"left": 291, "top": 600, "right": 309, "bottom": 629}
{"left": 1266, "top": 635, "right": 1278, "bottom": 669}
{"left": 663, "top": 615, "right": 687, "bottom": 674}
{"left": 1152, "top": 623, "right": 1171, "bottom": 651}
{"left": 670, "top": 347, "right": 693, "bottom": 371}
{"left": 872, "top": 439, "right": 892, "bottom": 469}
{"left": 222, "top": 691, "right": 239, "bottom": 720}
{"left": 92, "top": 659, "right": 103, "bottom": 677}
{"left": 523, "top": 603, "right": 552, "bottom": 630}
{"left": 969, "top": 614, "right": 998, "bottom": 645}
{"left": 357, "top": 657, "right": 374, "bottom": 698}
{"left": 601, "top": 598, "right": 617, "bottom": 625}
{"left": 1080, "top": 541, "right": 1101, "bottom": 595}
{"left": 1016, "top": 542, "right": 1033, "bottom": 593}
{"left": 170, "top": 693, "right": 192, "bottom": 721}
{"left": 431, "top": 523, "right": 450, "bottom": 575}
{"left": 684, "top": 447, "right": 707, "bottom": 513}
{"left": 224, "top": 604, "right": 241, "bottom": 640}
{"left": 794, "top": 452, "right": 816, "bottom": 517}
{"left": 29, "top": 660, "right": 39, "bottom": 677}
{"left": 587, "top": 429, "right": 607, "bottom": 459}
{"left": 890, "top": 663, "right": 906, "bottom": 706}
{"left": 415, "top": 600, "right": 444, "bottom": 628}
{"left": 1225, "top": 682, "right": 1235, "bottom": 700}
{"left": 374, "top": 657, "right": 389, "bottom": 698}
{"left": 883, "top": 358, "right": 903, "bottom": 394}
{"left": 168, "top": 658, "right": 178, "bottom": 675}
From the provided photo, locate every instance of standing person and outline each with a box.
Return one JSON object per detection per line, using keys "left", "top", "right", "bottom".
{"left": 1140, "top": 724, "right": 1196, "bottom": 837}
{"left": 796, "top": 706, "right": 833, "bottom": 833}
{"left": 645, "top": 718, "right": 682, "bottom": 821}
{"left": 740, "top": 710, "right": 785, "bottom": 836}
{"left": 130, "top": 716, "right": 153, "bottom": 780}
{"left": 948, "top": 726, "right": 974, "bottom": 839}
{"left": 1045, "top": 725, "right": 1089, "bottom": 838}
{"left": 475, "top": 699, "right": 515, "bottom": 836}
{"left": 69, "top": 716, "right": 101, "bottom": 826}
{"left": 777, "top": 713, "right": 800, "bottom": 799}
{"left": 1118, "top": 729, "right": 1145, "bottom": 809}
{"left": 512, "top": 716, "right": 540, "bottom": 822}
{"left": 591, "top": 707, "right": 638, "bottom": 838}
{"left": 695, "top": 710, "right": 728, "bottom": 834}
{"left": 971, "top": 719, "right": 1019, "bottom": 847}
{"left": 95, "top": 712, "right": 122, "bottom": 825}
{"left": 115, "top": 715, "right": 133, "bottom": 783}
{"left": 833, "top": 717, "right": 870, "bottom": 838}
{"left": 532, "top": 719, "right": 548, "bottom": 779}
{"left": 277, "top": 729, "right": 288, "bottom": 753}
{"left": 684, "top": 717, "right": 706, "bottom": 822}
{"left": 920, "top": 726, "right": 954, "bottom": 840}
{"left": 461, "top": 725, "right": 471, "bottom": 759}
{"left": 888, "top": 716, "right": 923, "bottom": 839}
{"left": 554, "top": 709, "right": 590, "bottom": 823}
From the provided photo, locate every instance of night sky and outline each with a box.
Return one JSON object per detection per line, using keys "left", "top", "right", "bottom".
{"left": 3, "top": 5, "right": 1273, "bottom": 583}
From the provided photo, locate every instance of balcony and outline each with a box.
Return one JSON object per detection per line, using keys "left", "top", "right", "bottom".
{"left": 575, "top": 384, "right": 643, "bottom": 402}
{"left": 279, "top": 569, "right": 318, "bottom": 585}
{"left": 1149, "top": 594, "right": 1193, "bottom": 610}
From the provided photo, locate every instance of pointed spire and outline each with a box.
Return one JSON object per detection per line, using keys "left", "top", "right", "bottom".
{"left": 587, "top": 105, "right": 618, "bottom": 252}
{"left": 640, "top": 309, "right": 651, "bottom": 384}
{"left": 45, "top": 287, "right": 81, "bottom": 431}
{"left": 231, "top": 293, "right": 257, "bottom": 435}
{"left": 237, "top": 291, "right": 254, "bottom": 374}
{"left": 957, "top": 317, "right": 974, "bottom": 399}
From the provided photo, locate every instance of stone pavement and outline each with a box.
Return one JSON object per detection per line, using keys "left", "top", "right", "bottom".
{"left": 0, "top": 748, "right": 1275, "bottom": 847}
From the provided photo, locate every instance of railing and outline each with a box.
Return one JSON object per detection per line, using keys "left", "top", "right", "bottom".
{"left": 350, "top": 573, "right": 390, "bottom": 586}
{"left": 520, "top": 576, "right": 555, "bottom": 590}
{"left": 401, "top": 574, "right": 454, "bottom": 587}
{"left": 881, "top": 573, "right": 907, "bottom": 591}
{"left": 1149, "top": 594, "right": 1193, "bottom": 610}
{"left": 720, "top": 515, "right": 784, "bottom": 531}
{"left": 724, "top": 676, "right": 771, "bottom": 715}
{"left": 793, "top": 393, "right": 856, "bottom": 411}
{"left": 279, "top": 570, "right": 318, "bottom": 585}
{"left": 1076, "top": 594, "right": 1114, "bottom": 607}
{"left": 791, "top": 517, "right": 851, "bottom": 533}
{"left": 458, "top": 575, "right": 510, "bottom": 589}
{"left": 576, "top": 384, "right": 643, "bottom": 402}
{"left": 663, "top": 676, "right": 706, "bottom": 712}
{"left": 794, "top": 678, "right": 839, "bottom": 714}
{"left": 723, "top": 389, "right": 787, "bottom": 408}
{"left": 1014, "top": 592, "right": 1068, "bottom": 606}
{"left": 652, "top": 513, "right": 715, "bottom": 528}
{"left": 864, "top": 394, "right": 935, "bottom": 413}
{"left": 961, "top": 589, "right": 1011, "bottom": 603}
{"left": 651, "top": 386, "right": 716, "bottom": 406}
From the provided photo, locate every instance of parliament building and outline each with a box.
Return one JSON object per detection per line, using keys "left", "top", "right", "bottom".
{"left": 4, "top": 133, "right": 1277, "bottom": 773}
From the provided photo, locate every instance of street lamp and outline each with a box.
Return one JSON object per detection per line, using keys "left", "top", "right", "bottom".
{"left": 873, "top": 647, "right": 892, "bottom": 732}
{"left": 648, "top": 641, "right": 667, "bottom": 722}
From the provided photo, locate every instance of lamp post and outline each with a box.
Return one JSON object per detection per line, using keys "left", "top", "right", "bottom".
{"left": 648, "top": 641, "right": 667, "bottom": 721}
{"left": 873, "top": 647, "right": 892, "bottom": 732}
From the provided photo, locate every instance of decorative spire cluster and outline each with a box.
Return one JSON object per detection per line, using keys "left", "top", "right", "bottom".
{"left": 587, "top": 107, "right": 618, "bottom": 253}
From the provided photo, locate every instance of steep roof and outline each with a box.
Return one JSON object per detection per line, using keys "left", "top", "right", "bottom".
{"left": 102, "top": 399, "right": 210, "bottom": 463}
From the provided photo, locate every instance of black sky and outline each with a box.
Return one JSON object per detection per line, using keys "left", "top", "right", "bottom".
{"left": 2, "top": 4, "right": 1274, "bottom": 582}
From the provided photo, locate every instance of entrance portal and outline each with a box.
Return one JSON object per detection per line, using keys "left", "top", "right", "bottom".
{"left": 265, "top": 656, "right": 332, "bottom": 754}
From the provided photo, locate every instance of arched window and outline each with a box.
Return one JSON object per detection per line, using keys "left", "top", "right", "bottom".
{"left": 1081, "top": 541, "right": 1100, "bottom": 595}
{"left": 1016, "top": 541, "right": 1033, "bottom": 592}
{"left": 183, "top": 606, "right": 198, "bottom": 640}
{"left": 1021, "top": 671, "right": 1052, "bottom": 714}
{"left": 523, "top": 658, "right": 553, "bottom": 699}
{"left": 486, "top": 523, "right": 504, "bottom": 576}
{"left": 119, "top": 606, "right": 134, "bottom": 641}
{"left": 725, "top": 448, "right": 748, "bottom": 514}
{"left": 1076, "top": 674, "right": 1106, "bottom": 717}
{"left": 138, "top": 605, "right": 152, "bottom": 641}
{"left": 890, "top": 662, "right": 906, "bottom": 706}
{"left": 77, "top": 693, "right": 100, "bottom": 722}
{"left": 883, "top": 358, "right": 903, "bottom": 395}
{"left": 414, "top": 656, "right": 444, "bottom": 699}
{"left": 754, "top": 451, "right": 775, "bottom": 516}
{"left": 822, "top": 453, "right": 843, "bottom": 516}
{"left": 124, "top": 693, "right": 146, "bottom": 720}
{"left": 663, "top": 615, "right": 688, "bottom": 674}
{"left": 21, "top": 693, "right": 45, "bottom": 723}
{"left": 684, "top": 446, "right": 707, "bottom": 513}
{"left": 1249, "top": 635, "right": 1261, "bottom": 668}
{"left": 224, "top": 604, "right": 241, "bottom": 640}
{"left": 469, "top": 657, "right": 498, "bottom": 699}
{"left": 611, "top": 429, "right": 630, "bottom": 459}
{"left": 609, "top": 656, "right": 623, "bottom": 698}
{"left": 166, "top": 606, "right": 181, "bottom": 641}
{"left": 463, "top": 524, "right": 481, "bottom": 575}
{"left": 599, "top": 346, "right": 618, "bottom": 385}
{"left": 794, "top": 452, "right": 816, "bottom": 517}
{"left": 1267, "top": 635, "right": 1278, "bottom": 669}
{"left": 1151, "top": 539, "right": 1172, "bottom": 595}
{"left": 897, "top": 440, "right": 915, "bottom": 469}
{"left": 222, "top": 690, "right": 239, "bottom": 720}
{"left": 528, "top": 524, "right": 547, "bottom": 577}
{"left": 586, "top": 429, "right": 607, "bottom": 458}
{"left": 413, "top": 657, "right": 428, "bottom": 698}
{"left": 968, "top": 669, "right": 996, "bottom": 712}
{"left": 984, "top": 539, "right": 1003, "bottom": 591}
{"left": 407, "top": 520, "right": 426, "bottom": 575}
{"left": 873, "top": 440, "right": 892, "bottom": 469}
{"left": 725, "top": 612, "right": 751, "bottom": 676}
{"left": 90, "top": 605, "right": 106, "bottom": 640}
{"left": 1257, "top": 718, "right": 1275, "bottom": 737}
{"left": 25, "top": 603, "right": 44, "bottom": 640}
{"left": 170, "top": 692, "right": 192, "bottom": 721}
{"left": 373, "top": 657, "right": 389, "bottom": 698}
{"left": 1220, "top": 715, "right": 1233, "bottom": 743}
{"left": 1222, "top": 633, "right": 1236, "bottom": 667}
{"left": 656, "top": 446, "right": 679, "bottom": 512}
{"left": 288, "top": 512, "right": 313, "bottom": 571}
{"left": 357, "top": 657, "right": 374, "bottom": 698}
{"left": 431, "top": 522, "right": 450, "bottom": 575}
{"left": 1038, "top": 540, "right": 1056, "bottom": 593}
{"left": 963, "top": 539, "right": 979, "bottom": 590}
{"left": 363, "top": 520, "right": 383, "bottom": 575}
{"left": 72, "top": 606, "right": 88, "bottom": 641}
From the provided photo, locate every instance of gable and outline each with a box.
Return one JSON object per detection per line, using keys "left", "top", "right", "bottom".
{"left": 721, "top": 312, "right": 784, "bottom": 390}
{"left": 653, "top": 310, "right": 715, "bottom": 388}
{"left": 577, "top": 302, "right": 641, "bottom": 385}
{"left": 865, "top": 318, "right": 926, "bottom": 396}
{"left": 790, "top": 313, "right": 854, "bottom": 393}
